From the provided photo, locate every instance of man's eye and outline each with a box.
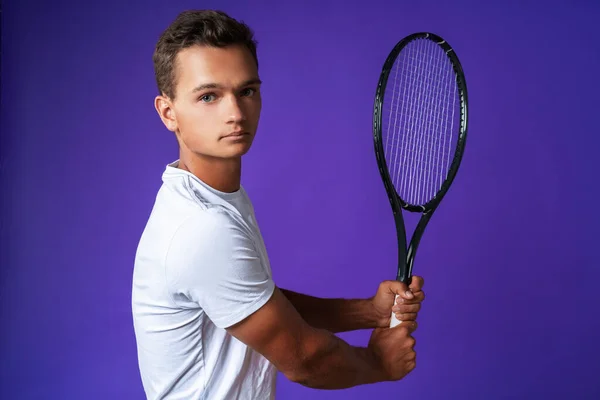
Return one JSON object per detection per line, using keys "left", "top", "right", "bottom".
{"left": 241, "top": 88, "right": 256, "bottom": 97}
{"left": 200, "top": 94, "right": 216, "bottom": 102}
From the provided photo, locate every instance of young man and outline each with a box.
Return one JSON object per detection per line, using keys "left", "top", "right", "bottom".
{"left": 132, "top": 9, "right": 426, "bottom": 400}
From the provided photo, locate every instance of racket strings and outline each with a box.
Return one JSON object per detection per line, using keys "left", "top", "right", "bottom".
{"left": 381, "top": 38, "right": 459, "bottom": 207}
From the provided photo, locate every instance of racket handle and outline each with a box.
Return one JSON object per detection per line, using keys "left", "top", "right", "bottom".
{"left": 389, "top": 294, "right": 402, "bottom": 328}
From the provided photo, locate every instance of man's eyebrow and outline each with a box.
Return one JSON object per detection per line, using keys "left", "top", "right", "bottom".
{"left": 191, "top": 78, "right": 262, "bottom": 93}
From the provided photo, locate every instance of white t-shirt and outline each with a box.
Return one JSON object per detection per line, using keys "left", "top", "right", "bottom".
{"left": 132, "top": 160, "right": 277, "bottom": 400}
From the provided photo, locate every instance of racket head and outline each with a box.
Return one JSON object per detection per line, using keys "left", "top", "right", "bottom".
{"left": 373, "top": 32, "right": 468, "bottom": 214}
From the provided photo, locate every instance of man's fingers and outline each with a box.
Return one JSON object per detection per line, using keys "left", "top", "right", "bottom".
{"left": 395, "top": 320, "right": 418, "bottom": 333}
{"left": 394, "top": 288, "right": 425, "bottom": 305}
{"left": 392, "top": 303, "right": 421, "bottom": 313}
{"left": 384, "top": 281, "right": 415, "bottom": 301}
{"left": 400, "top": 290, "right": 425, "bottom": 304}
{"left": 395, "top": 312, "right": 418, "bottom": 321}
{"left": 409, "top": 276, "right": 424, "bottom": 292}
{"left": 383, "top": 278, "right": 425, "bottom": 304}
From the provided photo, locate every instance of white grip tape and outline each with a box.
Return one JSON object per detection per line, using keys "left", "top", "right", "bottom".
{"left": 389, "top": 293, "right": 402, "bottom": 328}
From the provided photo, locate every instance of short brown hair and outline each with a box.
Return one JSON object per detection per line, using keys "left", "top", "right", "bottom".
{"left": 153, "top": 10, "right": 259, "bottom": 100}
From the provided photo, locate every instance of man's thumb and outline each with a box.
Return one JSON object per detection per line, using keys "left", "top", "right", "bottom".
{"left": 389, "top": 280, "right": 413, "bottom": 300}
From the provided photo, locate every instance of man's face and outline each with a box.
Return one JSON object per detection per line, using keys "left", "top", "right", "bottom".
{"left": 156, "top": 44, "right": 262, "bottom": 160}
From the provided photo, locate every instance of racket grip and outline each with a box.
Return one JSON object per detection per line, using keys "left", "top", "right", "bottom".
{"left": 389, "top": 294, "right": 402, "bottom": 328}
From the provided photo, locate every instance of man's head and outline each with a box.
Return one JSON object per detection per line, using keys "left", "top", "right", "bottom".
{"left": 153, "top": 10, "right": 262, "bottom": 160}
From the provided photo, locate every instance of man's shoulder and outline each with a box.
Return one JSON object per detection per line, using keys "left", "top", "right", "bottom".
{"left": 137, "top": 170, "right": 253, "bottom": 266}
{"left": 171, "top": 208, "right": 244, "bottom": 244}
{"left": 136, "top": 185, "right": 235, "bottom": 255}
{"left": 151, "top": 177, "right": 244, "bottom": 227}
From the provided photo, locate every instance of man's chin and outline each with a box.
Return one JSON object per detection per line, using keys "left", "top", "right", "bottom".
{"left": 187, "top": 140, "right": 254, "bottom": 161}
{"left": 218, "top": 142, "right": 253, "bottom": 159}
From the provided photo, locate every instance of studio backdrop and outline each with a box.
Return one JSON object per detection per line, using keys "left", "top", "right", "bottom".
{"left": 1, "top": 0, "right": 599, "bottom": 399}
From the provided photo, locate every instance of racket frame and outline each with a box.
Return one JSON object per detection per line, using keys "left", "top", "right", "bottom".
{"left": 372, "top": 32, "right": 469, "bottom": 285}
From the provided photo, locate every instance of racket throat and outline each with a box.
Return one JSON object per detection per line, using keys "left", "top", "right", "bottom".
{"left": 405, "top": 210, "right": 435, "bottom": 280}
{"left": 394, "top": 212, "right": 410, "bottom": 284}
{"left": 395, "top": 209, "right": 435, "bottom": 285}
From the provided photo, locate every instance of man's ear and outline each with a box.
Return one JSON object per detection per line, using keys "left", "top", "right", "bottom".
{"left": 154, "top": 95, "right": 178, "bottom": 133}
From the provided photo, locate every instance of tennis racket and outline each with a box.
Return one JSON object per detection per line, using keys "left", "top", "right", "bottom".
{"left": 372, "top": 32, "right": 469, "bottom": 328}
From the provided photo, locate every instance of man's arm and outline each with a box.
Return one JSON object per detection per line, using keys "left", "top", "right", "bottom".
{"left": 280, "top": 279, "right": 426, "bottom": 333}
{"left": 226, "top": 286, "right": 415, "bottom": 389}
{"left": 279, "top": 289, "right": 376, "bottom": 333}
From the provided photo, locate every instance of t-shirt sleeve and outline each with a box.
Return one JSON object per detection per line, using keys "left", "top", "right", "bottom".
{"left": 164, "top": 210, "right": 275, "bottom": 329}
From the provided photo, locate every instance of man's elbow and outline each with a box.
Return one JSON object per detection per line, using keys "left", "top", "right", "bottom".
{"left": 280, "top": 333, "right": 336, "bottom": 388}
{"left": 283, "top": 364, "right": 321, "bottom": 388}
{"left": 277, "top": 351, "right": 314, "bottom": 385}
{"left": 282, "top": 366, "right": 310, "bottom": 386}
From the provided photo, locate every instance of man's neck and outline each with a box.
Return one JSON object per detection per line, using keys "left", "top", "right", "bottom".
{"left": 178, "top": 152, "right": 242, "bottom": 193}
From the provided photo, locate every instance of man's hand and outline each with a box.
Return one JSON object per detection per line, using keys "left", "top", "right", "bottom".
{"left": 370, "top": 277, "right": 425, "bottom": 328}
{"left": 368, "top": 321, "right": 418, "bottom": 381}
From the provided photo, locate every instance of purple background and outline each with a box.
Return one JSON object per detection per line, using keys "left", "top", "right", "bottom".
{"left": 2, "top": 0, "right": 599, "bottom": 399}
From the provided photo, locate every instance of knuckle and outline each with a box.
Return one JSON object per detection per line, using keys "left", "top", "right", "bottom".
{"left": 403, "top": 336, "right": 415, "bottom": 349}
{"left": 402, "top": 313, "right": 416, "bottom": 321}
{"left": 406, "top": 350, "right": 416, "bottom": 362}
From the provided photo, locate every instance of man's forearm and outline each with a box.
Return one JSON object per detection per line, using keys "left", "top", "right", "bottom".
{"left": 280, "top": 289, "right": 377, "bottom": 333}
{"left": 290, "top": 327, "right": 386, "bottom": 389}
